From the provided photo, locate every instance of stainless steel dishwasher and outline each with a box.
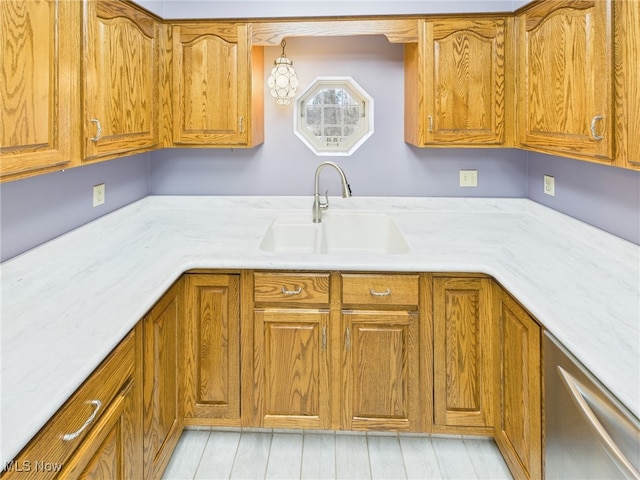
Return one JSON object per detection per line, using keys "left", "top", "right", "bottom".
{"left": 544, "top": 331, "right": 640, "bottom": 479}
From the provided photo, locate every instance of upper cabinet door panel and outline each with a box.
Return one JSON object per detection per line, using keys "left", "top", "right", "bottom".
{"left": 0, "top": 0, "right": 78, "bottom": 180}
{"left": 83, "top": 0, "right": 159, "bottom": 161}
{"left": 172, "top": 24, "right": 250, "bottom": 146}
{"left": 428, "top": 18, "right": 506, "bottom": 144}
{"left": 518, "top": 0, "right": 613, "bottom": 162}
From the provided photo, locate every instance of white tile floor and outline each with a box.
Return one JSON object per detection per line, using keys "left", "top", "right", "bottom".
{"left": 162, "top": 429, "right": 513, "bottom": 480}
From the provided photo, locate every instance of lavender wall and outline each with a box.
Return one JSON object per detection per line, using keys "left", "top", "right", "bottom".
{"left": 0, "top": 154, "right": 150, "bottom": 262}
{"left": 526, "top": 152, "right": 640, "bottom": 245}
{"left": 150, "top": 36, "right": 528, "bottom": 198}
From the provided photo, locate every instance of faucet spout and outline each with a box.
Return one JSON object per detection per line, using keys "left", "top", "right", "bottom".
{"left": 312, "top": 161, "right": 352, "bottom": 223}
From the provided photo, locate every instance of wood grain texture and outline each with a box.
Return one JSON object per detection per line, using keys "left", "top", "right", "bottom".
{"left": 433, "top": 277, "right": 494, "bottom": 429}
{"left": 614, "top": 0, "right": 640, "bottom": 169}
{"left": 254, "top": 308, "right": 331, "bottom": 429}
{"left": 172, "top": 23, "right": 263, "bottom": 147}
{"left": 254, "top": 272, "right": 330, "bottom": 305}
{"left": 142, "top": 280, "right": 184, "bottom": 480}
{"left": 517, "top": 0, "right": 614, "bottom": 162}
{"left": 0, "top": 0, "right": 80, "bottom": 180}
{"left": 494, "top": 288, "right": 542, "bottom": 480}
{"left": 405, "top": 17, "right": 506, "bottom": 147}
{"left": 83, "top": 0, "right": 159, "bottom": 162}
{"left": 341, "top": 273, "right": 419, "bottom": 307}
{"left": 251, "top": 18, "right": 419, "bottom": 45}
{"left": 184, "top": 274, "right": 241, "bottom": 423}
{"left": 342, "top": 310, "right": 419, "bottom": 432}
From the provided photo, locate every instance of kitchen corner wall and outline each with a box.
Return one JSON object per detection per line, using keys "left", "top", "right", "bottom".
{"left": 0, "top": 154, "right": 150, "bottom": 262}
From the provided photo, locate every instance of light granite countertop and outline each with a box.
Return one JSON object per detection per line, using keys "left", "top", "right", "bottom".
{"left": 1, "top": 195, "right": 639, "bottom": 466}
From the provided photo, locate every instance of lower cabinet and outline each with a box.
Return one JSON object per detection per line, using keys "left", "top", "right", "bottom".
{"left": 2, "top": 331, "right": 141, "bottom": 480}
{"left": 253, "top": 272, "right": 332, "bottom": 429}
{"left": 140, "top": 279, "right": 184, "bottom": 480}
{"left": 183, "top": 273, "right": 241, "bottom": 424}
{"left": 494, "top": 286, "right": 542, "bottom": 480}
{"left": 432, "top": 276, "right": 495, "bottom": 432}
{"left": 341, "top": 273, "right": 421, "bottom": 432}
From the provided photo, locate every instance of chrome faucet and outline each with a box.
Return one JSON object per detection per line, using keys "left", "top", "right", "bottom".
{"left": 312, "top": 161, "right": 352, "bottom": 223}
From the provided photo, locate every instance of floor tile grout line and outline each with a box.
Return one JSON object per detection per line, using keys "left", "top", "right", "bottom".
{"left": 191, "top": 430, "right": 213, "bottom": 480}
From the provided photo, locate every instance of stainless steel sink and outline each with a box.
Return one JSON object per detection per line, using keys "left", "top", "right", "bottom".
{"left": 260, "top": 212, "right": 410, "bottom": 254}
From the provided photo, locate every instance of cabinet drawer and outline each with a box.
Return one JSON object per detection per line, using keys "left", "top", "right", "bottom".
{"left": 254, "top": 272, "right": 330, "bottom": 305}
{"left": 2, "top": 331, "right": 135, "bottom": 479}
{"left": 342, "top": 274, "right": 419, "bottom": 306}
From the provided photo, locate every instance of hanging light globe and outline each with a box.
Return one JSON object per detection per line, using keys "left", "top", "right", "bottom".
{"left": 267, "top": 40, "right": 298, "bottom": 105}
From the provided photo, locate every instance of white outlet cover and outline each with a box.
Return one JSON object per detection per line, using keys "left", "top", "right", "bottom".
{"left": 93, "top": 183, "right": 105, "bottom": 207}
{"left": 543, "top": 175, "right": 555, "bottom": 196}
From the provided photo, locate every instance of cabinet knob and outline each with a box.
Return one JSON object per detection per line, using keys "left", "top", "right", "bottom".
{"left": 89, "top": 119, "right": 102, "bottom": 142}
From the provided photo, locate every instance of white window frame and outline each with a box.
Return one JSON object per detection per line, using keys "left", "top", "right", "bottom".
{"left": 294, "top": 76, "right": 374, "bottom": 156}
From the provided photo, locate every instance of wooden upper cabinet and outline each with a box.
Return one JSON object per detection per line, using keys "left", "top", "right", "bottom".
{"left": 83, "top": 0, "right": 159, "bottom": 162}
{"left": 405, "top": 17, "right": 509, "bottom": 146}
{"left": 172, "top": 23, "right": 264, "bottom": 147}
{"left": 614, "top": 0, "right": 640, "bottom": 170}
{"left": 0, "top": 0, "right": 80, "bottom": 182}
{"left": 517, "top": 0, "right": 613, "bottom": 163}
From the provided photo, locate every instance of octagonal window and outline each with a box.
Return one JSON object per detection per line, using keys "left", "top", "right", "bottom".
{"left": 294, "top": 77, "right": 374, "bottom": 156}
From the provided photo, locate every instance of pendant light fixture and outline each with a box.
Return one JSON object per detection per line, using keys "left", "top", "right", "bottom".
{"left": 267, "top": 39, "right": 299, "bottom": 106}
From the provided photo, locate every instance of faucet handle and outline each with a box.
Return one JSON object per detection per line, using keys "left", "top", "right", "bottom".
{"left": 320, "top": 190, "right": 330, "bottom": 210}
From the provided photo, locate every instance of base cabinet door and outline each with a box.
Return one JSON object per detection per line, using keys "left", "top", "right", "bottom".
{"left": 433, "top": 276, "right": 494, "bottom": 431}
{"left": 141, "top": 280, "right": 183, "bottom": 480}
{"left": 254, "top": 308, "right": 331, "bottom": 429}
{"left": 342, "top": 310, "right": 420, "bottom": 432}
{"left": 184, "top": 274, "right": 241, "bottom": 424}
{"left": 494, "top": 288, "right": 542, "bottom": 480}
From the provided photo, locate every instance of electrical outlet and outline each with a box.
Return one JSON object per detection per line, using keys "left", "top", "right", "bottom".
{"left": 543, "top": 175, "right": 555, "bottom": 196}
{"left": 459, "top": 169, "right": 478, "bottom": 187}
{"left": 93, "top": 183, "right": 105, "bottom": 207}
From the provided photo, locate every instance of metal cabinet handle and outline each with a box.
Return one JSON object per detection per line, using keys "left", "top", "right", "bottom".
{"left": 281, "top": 286, "right": 302, "bottom": 295}
{"left": 322, "top": 326, "right": 327, "bottom": 350}
{"left": 428, "top": 115, "right": 434, "bottom": 133}
{"left": 590, "top": 115, "right": 604, "bottom": 141}
{"left": 345, "top": 327, "right": 351, "bottom": 350}
{"left": 62, "top": 399, "right": 102, "bottom": 441}
{"left": 89, "top": 119, "right": 102, "bottom": 142}
{"left": 239, "top": 116, "right": 244, "bottom": 133}
{"left": 370, "top": 288, "right": 391, "bottom": 297}
{"left": 557, "top": 366, "right": 640, "bottom": 479}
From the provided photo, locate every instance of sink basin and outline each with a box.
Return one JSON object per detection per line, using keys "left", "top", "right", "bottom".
{"left": 260, "top": 212, "right": 409, "bottom": 254}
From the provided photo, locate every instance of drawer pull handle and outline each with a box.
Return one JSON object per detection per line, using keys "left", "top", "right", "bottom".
{"left": 62, "top": 399, "right": 102, "bottom": 441}
{"left": 281, "top": 286, "right": 302, "bottom": 295}
{"left": 345, "top": 327, "right": 351, "bottom": 350}
{"left": 322, "top": 326, "right": 327, "bottom": 350}
{"left": 370, "top": 288, "right": 391, "bottom": 297}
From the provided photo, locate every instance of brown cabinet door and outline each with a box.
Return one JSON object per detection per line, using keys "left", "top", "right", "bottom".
{"left": 254, "top": 308, "right": 331, "bottom": 429}
{"left": 142, "top": 280, "right": 183, "bottom": 480}
{"left": 184, "top": 274, "right": 241, "bottom": 423}
{"left": 517, "top": 0, "right": 613, "bottom": 162}
{"left": 433, "top": 277, "right": 494, "bottom": 430}
{"left": 494, "top": 289, "right": 542, "bottom": 480}
{"left": 0, "top": 0, "right": 78, "bottom": 180}
{"left": 342, "top": 310, "right": 419, "bottom": 432}
{"left": 172, "top": 23, "right": 253, "bottom": 146}
{"left": 426, "top": 18, "right": 506, "bottom": 145}
{"left": 83, "top": 0, "right": 159, "bottom": 161}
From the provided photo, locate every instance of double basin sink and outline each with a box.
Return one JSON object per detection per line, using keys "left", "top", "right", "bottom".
{"left": 260, "top": 212, "right": 410, "bottom": 255}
